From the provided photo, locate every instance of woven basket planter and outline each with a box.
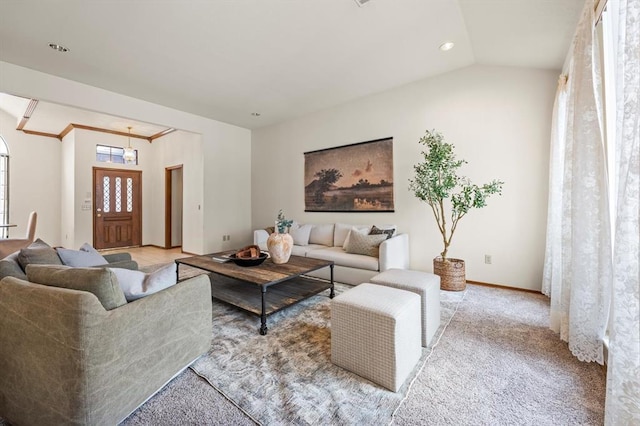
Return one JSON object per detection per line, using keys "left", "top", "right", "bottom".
{"left": 433, "top": 257, "right": 466, "bottom": 291}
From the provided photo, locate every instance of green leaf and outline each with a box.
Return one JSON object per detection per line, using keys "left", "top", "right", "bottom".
{"left": 408, "top": 130, "right": 504, "bottom": 258}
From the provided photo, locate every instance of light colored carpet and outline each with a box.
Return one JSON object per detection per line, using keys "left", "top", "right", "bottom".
{"left": 188, "top": 282, "right": 464, "bottom": 425}
{"left": 0, "top": 274, "right": 606, "bottom": 425}
{"left": 392, "top": 285, "right": 606, "bottom": 425}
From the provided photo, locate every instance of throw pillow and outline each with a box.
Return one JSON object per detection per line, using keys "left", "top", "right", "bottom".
{"left": 342, "top": 226, "right": 372, "bottom": 249}
{"left": 369, "top": 225, "right": 396, "bottom": 239}
{"left": 56, "top": 243, "right": 108, "bottom": 267}
{"left": 309, "top": 224, "right": 335, "bottom": 246}
{"left": 25, "top": 264, "right": 127, "bottom": 310}
{"left": 289, "top": 223, "right": 313, "bottom": 246}
{"left": 110, "top": 262, "right": 177, "bottom": 302}
{"left": 18, "top": 240, "right": 63, "bottom": 271}
{"left": 344, "top": 231, "right": 387, "bottom": 257}
{"left": 334, "top": 223, "right": 368, "bottom": 247}
{"left": 26, "top": 238, "right": 50, "bottom": 249}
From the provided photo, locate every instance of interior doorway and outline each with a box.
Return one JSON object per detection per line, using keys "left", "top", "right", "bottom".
{"left": 165, "top": 165, "right": 183, "bottom": 249}
{"left": 93, "top": 167, "right": 142, "bottom": 250}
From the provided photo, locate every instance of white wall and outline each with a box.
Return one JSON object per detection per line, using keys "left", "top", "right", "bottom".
{"left": 252, "top": 65, "right": 556, "bottom": 291}
{"left": 60, "top": 132, "right": 74, "bottom": 247}
{"left": 202, "top": 124, "right": 253, "bottom": 252}
{"left": 148, "top": 131, "right": 204, "bottom": 254}
{"left": 0, "top": 61, "right": 251, "bottom": 254}
{"left": 0, "top": 108, "right": 61, "bottom": 245}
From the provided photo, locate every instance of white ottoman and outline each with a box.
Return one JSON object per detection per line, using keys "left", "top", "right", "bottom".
{"left": 331, "top": 283, "right": 421, "bottom": 392}
{"left": 370, "top": 269, "right": 441, "bottom": 347}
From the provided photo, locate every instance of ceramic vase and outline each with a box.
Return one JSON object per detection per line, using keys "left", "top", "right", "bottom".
{"left": 267, "top": 231, "right": 293, "bottom": 264}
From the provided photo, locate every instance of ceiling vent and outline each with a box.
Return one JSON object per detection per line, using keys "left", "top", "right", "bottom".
{"left": 354, "top": 0, "right": 372, "bottom": 6}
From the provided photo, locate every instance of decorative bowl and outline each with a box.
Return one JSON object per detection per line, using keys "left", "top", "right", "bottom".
{"left": 228, "top": 252, "right": 269, "bottom": 267}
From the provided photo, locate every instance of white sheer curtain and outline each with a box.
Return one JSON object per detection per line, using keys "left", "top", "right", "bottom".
{"left": 605, "top": 0, "right": 640, "bottom": 422}
{"left": 542, "top": 1, "right": 612, "bottom": 364}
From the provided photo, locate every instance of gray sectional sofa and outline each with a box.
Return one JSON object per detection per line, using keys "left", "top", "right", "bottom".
{"left": 254, "top": 222, "right": 409, "bottom": 285}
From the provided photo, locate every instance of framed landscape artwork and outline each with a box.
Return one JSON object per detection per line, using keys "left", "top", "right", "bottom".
{"left": 304, "top": 137, "right": 394, "bottom": 212}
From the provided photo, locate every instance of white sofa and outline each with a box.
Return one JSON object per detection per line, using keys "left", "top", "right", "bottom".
{"left": 253, "top": 223, "right": 409, "bottom": 285}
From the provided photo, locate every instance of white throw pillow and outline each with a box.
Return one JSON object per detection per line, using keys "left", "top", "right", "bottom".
{"left": 309, "top": 224, "right": 335, "bottom": 246}
{"left": 289, "top": 223, "right": 313, "bottom": 246}
{"left": 56, "top": 242, "right": 108, "bottom": 267}
{"left": 110, "top": 263, "right": 177, "bottom": 302}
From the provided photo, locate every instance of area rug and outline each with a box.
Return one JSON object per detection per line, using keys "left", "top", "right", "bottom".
{"left": 188, "top": 280, "right": 466, "bottom": 425}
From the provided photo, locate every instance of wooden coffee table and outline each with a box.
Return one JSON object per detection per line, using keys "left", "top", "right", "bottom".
{"left": 175, "top": 252, "right": 334, "bottom": 335}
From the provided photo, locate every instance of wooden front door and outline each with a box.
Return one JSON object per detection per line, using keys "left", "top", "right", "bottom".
{"left": 93, "top": 168, "right": 142, "bottom": 249}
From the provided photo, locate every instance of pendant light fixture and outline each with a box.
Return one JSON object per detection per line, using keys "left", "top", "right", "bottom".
{"left": 123, "top": 126, "right": 136, "bottom": 164}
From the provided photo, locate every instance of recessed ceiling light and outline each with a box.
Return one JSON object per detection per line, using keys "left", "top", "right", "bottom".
{"left": 251, "top": 112, "right": 261, "bottom": 117}
{"left": 439, "top": 42, "right": 455, "bottom": 52}
{"left": 49, "top": 43, "right": 70, "bottom": 52}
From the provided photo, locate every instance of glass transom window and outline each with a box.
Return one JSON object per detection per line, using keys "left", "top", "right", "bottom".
{"left": 96, "top": 144, "right": 138, "bottom": 165}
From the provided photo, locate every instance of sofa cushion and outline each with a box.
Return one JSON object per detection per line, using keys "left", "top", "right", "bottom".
{"left": 110, "top": 263, "right": 177, "bottom": 302}
{"left": 369, "top": 225, "right": 396, "bottom": 239}
{"left": 17, "top": 239, "right": 63, "bottom": 271}
{"left": 334, "top": 223, "right": 368, "bottom": 247}
{"left": 344, "top": 230, "right": 387, "bottom": 258}
{"left": 307, "top": 247, "right": 379, "bottom": 271}
{"left": 26, "top": 264, "right": 127, "bottom": 310}
{"left": 309, "top": 224, "right": 334, "bottom": 246}
{"left": 289, "top": 224, "right": 313, "bottom": 246}
{"left": 56, "top": 243, "right": 108, "bottom": 267}
{"left": 291, "top": 243, "right": 326, "bottom": 257}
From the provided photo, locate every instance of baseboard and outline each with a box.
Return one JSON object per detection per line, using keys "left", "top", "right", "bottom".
{"left": 142, "top": 244, "right": 167, "bottom": 249}
{"left": 140, "top": 244, "right": 197, "bottom": 256}
{"left": 466, "top": 280, "right": 542, "bottom": 294}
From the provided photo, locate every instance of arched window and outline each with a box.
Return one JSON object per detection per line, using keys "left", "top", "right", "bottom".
{"left": 0, "top": 136, "right": 8, "bottom": 237}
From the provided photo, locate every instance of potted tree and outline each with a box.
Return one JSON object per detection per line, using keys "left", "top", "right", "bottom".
{"left": 409, "top": 130, "right": 503, "bottom": 291}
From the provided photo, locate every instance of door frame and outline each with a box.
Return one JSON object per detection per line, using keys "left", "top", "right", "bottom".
{"left": 165, "top": 164, "right": 183, "bottom": 249}
{"left": 92, "top": 167, "right": 143, "bottom": 249}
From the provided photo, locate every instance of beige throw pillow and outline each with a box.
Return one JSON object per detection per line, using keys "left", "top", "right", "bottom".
{"left": 342, "top": 226, "right": 372, "bottom": 249}
{"left": 344, "top": 230, "right": 387, "bottom": 257}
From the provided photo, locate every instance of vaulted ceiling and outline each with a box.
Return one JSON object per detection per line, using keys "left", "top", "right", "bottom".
{"left": 0, "top": 0, "right": 583, "bottom": 131}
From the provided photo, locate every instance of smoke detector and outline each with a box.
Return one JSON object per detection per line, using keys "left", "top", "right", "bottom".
{"left": 354, "top": 0, "right": 372, "bottom": 6}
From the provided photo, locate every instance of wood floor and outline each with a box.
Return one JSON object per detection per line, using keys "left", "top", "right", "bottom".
{"left": 100, "top": 246, "right": 191, "bottom": 267}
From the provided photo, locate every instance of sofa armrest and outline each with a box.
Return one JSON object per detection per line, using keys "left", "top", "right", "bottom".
{"left": 103, "top": 252, "right": 132, "bottom": 263}
{"left": 106, "top": 259, "right": 139, "bottom": 270}
{"left": 254, "top": 229, "right": 269, "bottom": 246}
{"left": 379, "top": 233, "right": 410, "bottom": 271}
{"left": 0, "top": 257, "right": 27, "bottom": 280}
{"left": 0, "top": 274, "right": 212, "bottom": 425}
